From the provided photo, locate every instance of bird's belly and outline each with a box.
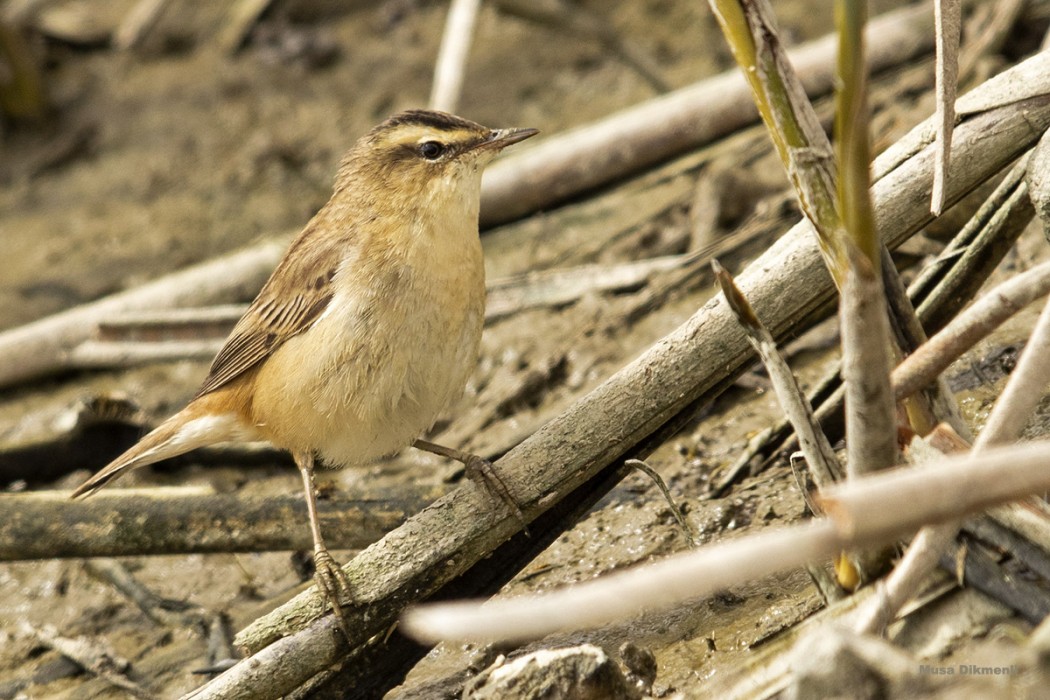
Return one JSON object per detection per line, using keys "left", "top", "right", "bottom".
{"left": 250, "top": 286, "right": 483, "bottom": 467}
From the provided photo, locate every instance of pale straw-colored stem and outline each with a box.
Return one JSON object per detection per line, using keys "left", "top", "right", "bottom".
{"left": 855, "top": 292, "right": 1050, "bottom": 633}
{"left": 402, "top": 440, "right": 1050, "bottom": 644}
{"left": 429, "top": 0, "right": 482, "bottom": 113}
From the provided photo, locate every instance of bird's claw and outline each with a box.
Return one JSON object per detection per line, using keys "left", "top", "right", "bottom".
{"left": 313, "top": 548, "right": 353, "bottom": 640}
{"left": 463, "top": 454, "right": 528, "bottom": 534}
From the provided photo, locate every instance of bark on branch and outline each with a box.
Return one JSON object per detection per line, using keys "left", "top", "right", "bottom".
{"left": 0, "top": 487, "right": 438, "bottom": 561}
{"left": 0, "top": 241, "right": 286, "bottom": 389}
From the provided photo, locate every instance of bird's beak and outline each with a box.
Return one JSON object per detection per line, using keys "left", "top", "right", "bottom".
{"left": 476, "top": 127, "right": 539, "bottom": 152}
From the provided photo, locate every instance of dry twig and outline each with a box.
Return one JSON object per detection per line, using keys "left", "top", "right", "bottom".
{"left": 912, "top": 153, "right": 1034, "bottom": 334}
{"left": 24, "top": 623, "right": 157, "bottom": 699}
{"left": 113, "top": 0, "right": 171, "bottom": 50}
{"left": 713, "top": 260, "right": 840, "bottom": 490}
{"left": 84, "top": 558, "right": 204, "bottom": 628}
{"left": 0, "top": 240, "right": 286, "bottom": 389}
{"left": 931, "top": 0, "right": 960, "bottom": 215}
{"left": 402, "top": 439, "right": 1050, "bottom": 644}
{"left": 892, "top": 260, "right": 1050, "bottom": 401}
{"left": 625, "top": 459, "right": 699, "bottom": 546}
{"left": 428, "top": 0, "right": 482, "bottom": 112}
{"left": 855, "top": 291, "right": 1050, "bottom": 633}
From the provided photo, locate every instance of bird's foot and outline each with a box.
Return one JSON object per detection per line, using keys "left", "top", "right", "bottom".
{"left": 313, "top": 547, "right": 354, "bottom": 641}
{"left": 412, "top": 439, "right": 528, "bottom": 533}
{"left": 462, "top": 453, "right": 528, "bottom": 534}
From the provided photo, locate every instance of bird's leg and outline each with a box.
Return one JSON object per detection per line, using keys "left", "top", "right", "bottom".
{"left": 295, "top": 451, "right": 353, "bottom": 639}
{"left": 412, "top": 438, "right": 526, "bottom": 530}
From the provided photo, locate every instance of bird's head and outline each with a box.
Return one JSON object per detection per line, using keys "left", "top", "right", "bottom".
{"left": 336, "top": 110, "right": 537, "bottom": 205}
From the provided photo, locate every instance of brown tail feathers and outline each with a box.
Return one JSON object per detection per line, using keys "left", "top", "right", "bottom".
{"left": 71, "top": 408, "right": 247, "bottom": 499}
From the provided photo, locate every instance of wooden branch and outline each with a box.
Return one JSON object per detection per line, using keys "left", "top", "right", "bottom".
{"left": 403, "top": 439, "right": 1050, "bottom": 644}
{"left": 892, "top": 260, "right": 1050, "bottom": 402}
{"left": 729, "top": 150, "right": 1038, "bottom": 487}
{"left": 428, "top": 0, "right": 481, "bottom": 113}
{"left": 713, "top": 260, "right": 840, "bottom": 489}
{"left": 68, "top": 339, "right": 224, "bottom": 368}
{"left": 28, "top": 254, "right": 700, "bottom": 374}
{"left": 113, "top": 0, "right": 171, "bottom": 51}
{"left": 855, "top": 292, "right": 1050, "bottom": 633}
{"left": 479, "top": 2, "right": 936, "bottom": 227}
{"left": 0, "top": 239, "right": 286, "bottom": 390}
{"left": 841, "top": 247, "right": 897, "bottom": 478}
{"left": 0, "top": 487, "right": 437, "bottom": 561}
{"left": 931, "top": 0, "right": 960, "bottom": 215}
{"left": 173, "top": 51, "right": 1050, "bottom": 700}
{"left": 913, "top": 154, "right": 1034, "bottom": 334}
{"left": 1027, "top": 129, "right": 1050, "bottom": 237}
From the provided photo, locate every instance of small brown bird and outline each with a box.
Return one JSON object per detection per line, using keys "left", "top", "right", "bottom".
{"left": 72, "top": 110, "right": 537, "bottom": 632}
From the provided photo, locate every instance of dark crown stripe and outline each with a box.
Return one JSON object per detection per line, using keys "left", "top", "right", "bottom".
{"left": 383, "top": 109, "right": 482, "bottom": 133}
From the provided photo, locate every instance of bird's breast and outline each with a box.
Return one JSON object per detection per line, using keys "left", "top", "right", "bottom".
{"left": 250, "top": 215, "right": 485, "bottom": 466}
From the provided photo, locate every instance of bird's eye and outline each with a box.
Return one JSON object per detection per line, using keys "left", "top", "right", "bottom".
{"left": 419, "top": 141, "right": 446, "bottom": 160}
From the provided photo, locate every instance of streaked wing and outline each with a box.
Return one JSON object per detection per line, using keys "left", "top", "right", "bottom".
{"left": 195, "top": 227, "right": 341, "bottom": 397}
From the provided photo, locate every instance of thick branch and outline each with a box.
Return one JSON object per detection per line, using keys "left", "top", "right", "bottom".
{"left": 0, "top": 240, "right": 286, "bottom": 389}
{"left": 0, "top": 487, "right": 436, "bottom": 561}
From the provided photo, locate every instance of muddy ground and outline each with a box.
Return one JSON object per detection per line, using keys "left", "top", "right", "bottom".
{"left": 3, "top": 1, "right": 1050, "bottom": 698}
